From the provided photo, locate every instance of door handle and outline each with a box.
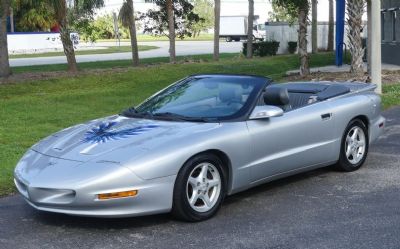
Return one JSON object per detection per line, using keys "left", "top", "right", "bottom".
{"left": 321, "top": 113, "right": 332, "bottom": 120}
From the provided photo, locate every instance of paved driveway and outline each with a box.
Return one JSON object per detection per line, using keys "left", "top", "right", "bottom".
{"left": 9, "top": 41, "right": 243, "bottom": 67}
{"left": 1, "top": 107, "right": 399, "bottom": 249}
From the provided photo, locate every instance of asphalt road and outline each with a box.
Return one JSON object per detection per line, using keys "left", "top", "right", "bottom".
{"left": 1, "top": 107, "right": 399, "bottom": 249}
{"left": 9, "top": 41, "right": 243, "bottom": 67}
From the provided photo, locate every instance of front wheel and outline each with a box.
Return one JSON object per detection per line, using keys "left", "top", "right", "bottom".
{"left": 335, "top": 119, "right": 369, "bottom": 172}
{"left": 172, "top": 153, "right": 226, "bottom": 221}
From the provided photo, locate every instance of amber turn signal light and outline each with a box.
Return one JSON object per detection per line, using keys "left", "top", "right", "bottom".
{"left": 98, "top": 190, "right": 138, "bottom": 200}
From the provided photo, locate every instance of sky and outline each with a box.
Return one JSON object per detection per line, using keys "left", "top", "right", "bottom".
{"left": 99, "top": 0, "right": 334, "bottom": 23}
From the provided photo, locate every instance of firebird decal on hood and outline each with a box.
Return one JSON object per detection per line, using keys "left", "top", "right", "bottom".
{"left": 82, "top": 122, "right": 160, "bottom": 144}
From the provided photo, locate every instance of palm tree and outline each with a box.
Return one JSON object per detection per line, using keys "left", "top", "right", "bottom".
{"left": 311, "top": 0, "right": 317, "bottom": 54}
{"left": 0, "top": 0, "right": 12, "bottom": 77}
{"left": 272, "top": 0, "right": 310, "bottom": 76}
{"left": 45, "top": 0, "right": 104, "bottom": 72}
{"left": 246, "top": 0, "right": 254, "bottom": 58}
{"left": 213, "top": 0, "right": 220, "bottom": 61}
{"left": 347, "top": 0, "right": 365, "bottom": 75}
{"left": 166, "top": 0, "right": 176, "bottom": 63}
{"left": 119, "top": 0, "right": 139, "bottom": 66}
{"left": 50, "top": 0, "right": 78, "bottom": 72}
{"left": 298, "top": 3, "right": 310, "bottom": 76}
{"left": 327, "top": 0, "right": 334, "bottom": 51}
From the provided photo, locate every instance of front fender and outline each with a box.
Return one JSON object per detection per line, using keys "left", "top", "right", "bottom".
{"left": 95, "top": 122, "right": 252, "bottom": 193}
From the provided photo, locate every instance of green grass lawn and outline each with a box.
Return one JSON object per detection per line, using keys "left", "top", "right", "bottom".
{"left": 382, "top": 83, "right": 400, "bottom": 109}
{"left": 10, "top": 53, "right": 240, "bottom": 74}
{"left": 0, "top": 52, "right": 398, "bottom": 196}
{"left": 9, "top": 45, "right": 159, "bottom": 59}
{"left": 97, "top": 33, "right": 214, "bottom": 43}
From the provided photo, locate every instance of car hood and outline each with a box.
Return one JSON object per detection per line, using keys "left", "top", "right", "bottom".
{"left": 32, "top": 115, "right": 218, "bottom": 163}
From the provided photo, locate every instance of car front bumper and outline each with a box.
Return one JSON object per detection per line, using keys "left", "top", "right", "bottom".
{"left": 14, "top": 173, "right": 176, "bottom": 218}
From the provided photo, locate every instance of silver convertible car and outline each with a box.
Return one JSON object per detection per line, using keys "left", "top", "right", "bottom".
{"left": 14, "top": 74, "right": 385, "bottom": 221}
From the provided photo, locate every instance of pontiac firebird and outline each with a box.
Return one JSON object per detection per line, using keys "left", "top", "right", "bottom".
{"left": 14, "top": 74, "right": 385, "bottom": 221}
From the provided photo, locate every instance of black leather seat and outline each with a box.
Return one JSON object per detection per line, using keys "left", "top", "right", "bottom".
{"left": 264, "top": 87, "right": 291, "bottom": 111}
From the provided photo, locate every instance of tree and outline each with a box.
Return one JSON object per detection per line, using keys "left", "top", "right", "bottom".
{"left": 272, "top": 0, "right": 310, "bottom": 76}
{"left": 267, "top": 2, "right": 297, "bottom": 24}
{"left": 119, "top": 0, "right": 139, "bottom": 66}
{"left": 247, "top": 0, "right": 254, "bottom": 58}
{"left": 55, "top": 0, "right": 78, "bottom": 72}
{"left": 13, "top": 1, "right": 56, "bottom": 32}
{"left": 74, "top": 15, "right": 131, "bottom": 42}
{"left": 327, "top": 0, "right": 334, "bottom": 51}
{"left": 166, "top": 0, "right": 175, "bottom": 62}
{"left": 40, "top": 0, "right": 104, "bottom": 72}
{"left": 213, "top": 0, "right": 220, "bottom": 61}
{"left": 311, "top": 0, "right": 317, "bottom": 53}
{"left": 347, "top": 0, "right": 365, "bottom": 75}
{"left": 192, "top": 0, "right": 214, "bottom": 37}
{"left": 141, "top": 0, "right": 202, "bottom": 63}
{"left": 0, "top": 0, "right": 11, "bottom": 77}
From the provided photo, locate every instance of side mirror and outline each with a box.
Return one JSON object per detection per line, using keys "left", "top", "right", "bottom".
{"left": 249, "top": 105, "right": 284, "bottom": 120}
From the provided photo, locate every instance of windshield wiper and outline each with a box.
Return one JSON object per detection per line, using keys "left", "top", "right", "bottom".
{"left": 121, "top": 107, "right": 138, "bottom": 117}
{"left": 153, "top": 112, "right": 212, "bottom": 122}
{"left": 121, "top": 108, "right": 155, "bottom": 119}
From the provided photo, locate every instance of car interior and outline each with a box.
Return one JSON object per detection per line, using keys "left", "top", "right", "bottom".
{"left": 262, "top": 83, "right": 351, "bottom": 112}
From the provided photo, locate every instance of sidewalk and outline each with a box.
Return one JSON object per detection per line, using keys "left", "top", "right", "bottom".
{"left": 286, "top": 63, "right": 400, "bottom": 76}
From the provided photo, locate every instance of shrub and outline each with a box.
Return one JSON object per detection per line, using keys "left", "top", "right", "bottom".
{"left": 287, "top": 41, "right": 298, "bottom": 54}
{"left": 242, "top": 41, "right": 280, "bottom": 57}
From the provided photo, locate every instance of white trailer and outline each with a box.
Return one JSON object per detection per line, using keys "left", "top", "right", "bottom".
{"left": 219, "top": 16, "right": 265, "bottom": 42}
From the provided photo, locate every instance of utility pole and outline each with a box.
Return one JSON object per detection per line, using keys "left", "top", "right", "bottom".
{"left": 9, "top": 7, "right": 14, "bottom": 32}
{"left": 112, "top": 12, "right": 120, "bottom": 47}
{"left": 367, "top": 0, "right": 372, "bottom": 75}
{"left": 371, "top": 0, "right": 382, "bottom": 94}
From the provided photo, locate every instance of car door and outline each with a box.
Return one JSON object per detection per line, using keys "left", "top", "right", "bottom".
{"left": 246, "top": 101, "right": 337, "bottom": 182}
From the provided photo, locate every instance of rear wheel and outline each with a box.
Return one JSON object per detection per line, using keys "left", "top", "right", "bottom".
{"left": 172, "top": 153, "right": 226, "bottom": 222}
{"left": 335, "top": 119, "right": 369, "bottom": 172}
{"left": 225, "top": 36, "right": 232, "bottom": 42}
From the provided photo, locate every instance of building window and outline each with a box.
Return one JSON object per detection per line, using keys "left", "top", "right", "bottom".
{"left": 393, "top": 11, "right": 397, "bottom": 41}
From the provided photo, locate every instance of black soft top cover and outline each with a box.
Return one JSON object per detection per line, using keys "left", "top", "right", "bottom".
{"left": 268, "top": 82, "right": 350, "bottom": 101}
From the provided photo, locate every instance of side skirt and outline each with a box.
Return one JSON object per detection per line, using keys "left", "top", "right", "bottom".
{"left": 228, "top": 160, "right": 337, "bottom": 195}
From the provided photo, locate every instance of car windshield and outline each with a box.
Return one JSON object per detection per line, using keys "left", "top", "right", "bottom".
{"left": 123, "top": 76, "right": 265, "bottom": 121}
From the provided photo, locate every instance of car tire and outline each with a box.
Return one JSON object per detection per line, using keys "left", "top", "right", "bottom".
{"left": 335, "top": 119, "right": 369, "bottom": 172}
{"left": 226, "top": 37, "right": 232, "bottom": 42}
{"left": 172, "top": 153, "right": 227, "bottom": 222}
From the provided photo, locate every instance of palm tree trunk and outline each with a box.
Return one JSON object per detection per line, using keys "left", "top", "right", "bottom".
{"left": 347, "top": 0, "right": 365, "bottom": 75}
{"left": 246, "top": 0, "right": 254, "bottom": 59}
{"left": 311, "top": 0, "right": 318, "bottom": 53}
{"left": 213, "top": 0, "right": 220, "bottom": 61}
{"left": 58, "top": 0, "right": 77, "bottom": 72}
{"left": 127, "top": 0, "right": 139, "bottom": 66}
{"left": 327, "top": 0, "right": 334, "bottom": 51}
{"left": 0, "top": 0, "right": 11, "bottom": 78}
{"left": 166, "top": 0, "right": 176, "bottom": 63}
{"left": 298, "top": 5, "right": 310, "bottom": 76}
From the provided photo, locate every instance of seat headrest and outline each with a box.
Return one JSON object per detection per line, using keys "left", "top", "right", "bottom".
{"left": 219, "top": 88, "right": 241, "bottom": 102}
{"left": 264, "top": 87, "right": 290, "bottom": 106}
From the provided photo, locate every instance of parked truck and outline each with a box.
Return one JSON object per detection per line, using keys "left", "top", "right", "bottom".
{"left": 219, "top": 16, "right": 265, "bottom": 42}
